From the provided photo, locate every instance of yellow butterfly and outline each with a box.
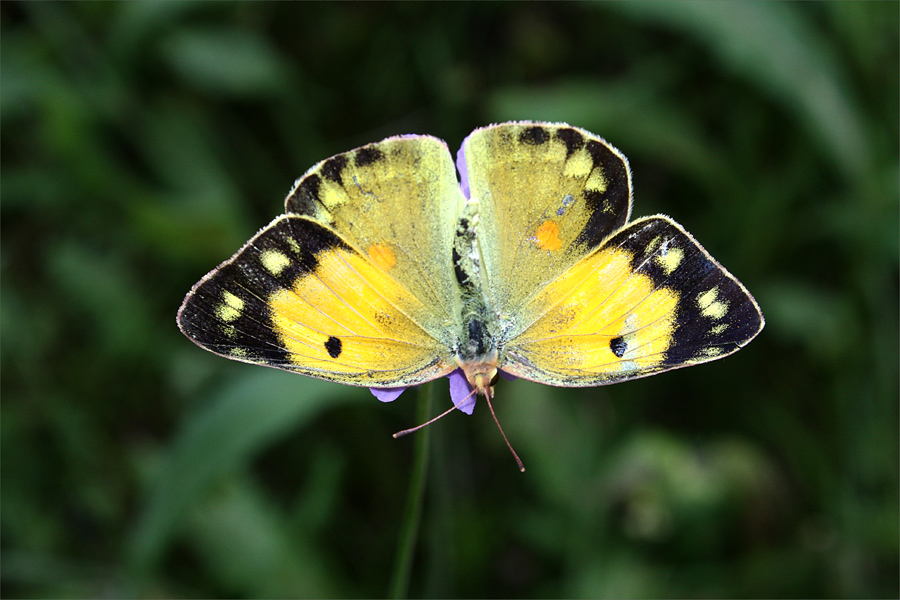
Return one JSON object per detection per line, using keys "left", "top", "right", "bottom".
{"left": 178, "top": 122, "right": 764, "bottom": 457}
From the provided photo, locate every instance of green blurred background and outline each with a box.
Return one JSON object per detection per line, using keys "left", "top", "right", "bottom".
{"left": 2, "top": 2, "right": 897, "bottom": 598}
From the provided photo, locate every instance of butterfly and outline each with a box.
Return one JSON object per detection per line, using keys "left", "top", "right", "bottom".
{"left": 178, "top": 122, "right": 764, "bottom": 463}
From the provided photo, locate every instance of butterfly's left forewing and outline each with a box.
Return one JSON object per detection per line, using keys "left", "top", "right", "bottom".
{"left": 502, "top": 216, "right": 764, "bottom": 386}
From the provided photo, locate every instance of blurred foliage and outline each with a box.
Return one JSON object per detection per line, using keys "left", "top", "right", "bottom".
{"left": 2, "top": 2, "right": 897, "bottom": 598}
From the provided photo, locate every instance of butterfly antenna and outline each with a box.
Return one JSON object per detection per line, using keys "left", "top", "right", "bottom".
{"left": 392, "top": 388, "right": 477, "bottom": 439}
{"left": 484, "top": 391, "right": 525, "bottom": 472}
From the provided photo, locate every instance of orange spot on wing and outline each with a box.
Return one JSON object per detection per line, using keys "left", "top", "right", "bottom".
{"left": 367, "top": 243, "right": 397, "bottom": 270}
{"left": 532, "top": 220, "right": 562, "bottom": 251}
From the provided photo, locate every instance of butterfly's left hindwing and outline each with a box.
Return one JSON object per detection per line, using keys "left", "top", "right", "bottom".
{"left": 502, "top": 215, "right": 764, "bottom": 386}
{"left": 177, "top": 215, "right": 455, "bottom": 388}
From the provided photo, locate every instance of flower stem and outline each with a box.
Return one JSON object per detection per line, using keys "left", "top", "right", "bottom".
{"left": 388, "top": 380, "right": 433, "bottom": 599}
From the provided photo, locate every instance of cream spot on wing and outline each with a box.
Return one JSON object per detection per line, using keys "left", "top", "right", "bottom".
{"left": 230, "top": 347, "right": 248, "bottom": 357}
{"left": 318, "top": 179, "right": 351, "bottom": 208}
{"left": 563, "top": 150, "right": 593, "bottom": 179}
{"left": 655, "top": 246, "right": 684, "bottom": 275}
{"left": 217, "top": 291, "right": 244, "bottom": 322}
{"left": 698, "top": 287, "right": 728, "bottom": 320}
{"left": 699, "top": 346, "right": 724, "bottom": 358}
{"left": 710, "top": 323, "right": 729, "bottom": 335}
{"left": 285, "top": 238, "right": 301, "bottom": 254}
{"left": 697, "top": 288, "right": 717, "bottom": 308}
{"left": 622, "top": 313, "right": 639, "bottom": 333}
{"left": 261, "top": 249, "right": 291, "bottom": 276}
{"left": 645, "top": 235, "right": 663, "bottom": 255}
{"left": 584, "top": 167, "right": 607, "bottom": 194}
{"left": 704, "top": 300, "right": 728, "bottom": 320}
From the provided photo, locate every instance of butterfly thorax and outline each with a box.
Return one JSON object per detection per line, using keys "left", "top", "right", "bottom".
{"left": 453, "top": 198, "right": 502, "bottom": 396}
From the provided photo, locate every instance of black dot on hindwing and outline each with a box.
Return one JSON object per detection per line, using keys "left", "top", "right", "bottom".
{"left": 325, "top": 336, "right": 343, "bottom": 358}
{"left": 610, "top": 336, "right": 627, "bottom": 358}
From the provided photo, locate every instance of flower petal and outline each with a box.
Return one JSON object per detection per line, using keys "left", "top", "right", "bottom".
{"left": 448, "top": 369, "right": 476, "bottom": 415}
{"left": 369, "top": 387, "right": 406, "bottom": 402}
{"left": 498, "top": 369, "right": 517, "bottom": 382}
{"left": 370, "top": 368, "right": 505, "bottom": 413}
{"left": 456, "top": 137, "right": 471, "bottom": 199}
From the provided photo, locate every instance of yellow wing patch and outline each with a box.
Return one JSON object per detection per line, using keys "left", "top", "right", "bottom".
{"left": 503, "top": 244, "right": 678, "bottom": 385}
{"left": 269, "top": 245, "right": 441, "bottom": 375}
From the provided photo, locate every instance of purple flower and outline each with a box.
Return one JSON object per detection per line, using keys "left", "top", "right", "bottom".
{"left": 370, "top": 369, "right": 517, "bottom": 415}
{"left": 456, "top": 135, "right": 472, "bottom": 200}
